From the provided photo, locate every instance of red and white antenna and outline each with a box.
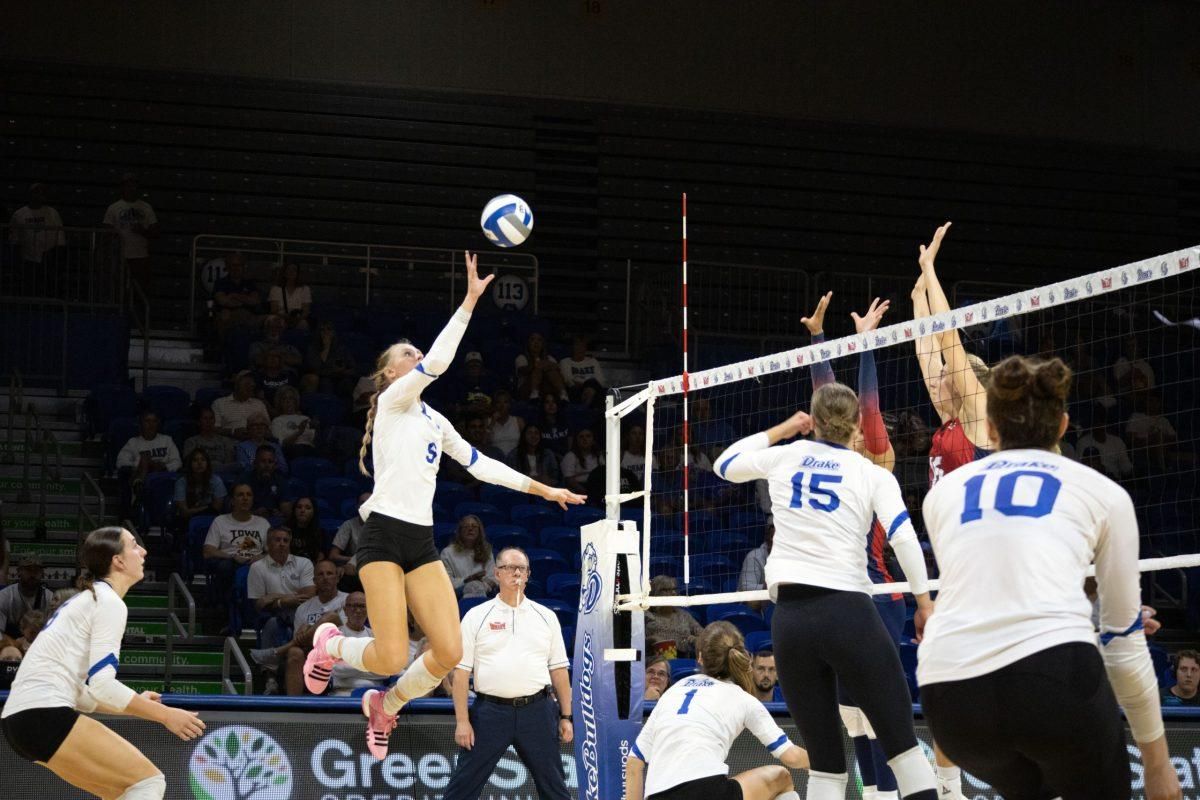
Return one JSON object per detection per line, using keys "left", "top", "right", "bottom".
{"left": 681, "top": 192, "right": 691, "bottom": 586}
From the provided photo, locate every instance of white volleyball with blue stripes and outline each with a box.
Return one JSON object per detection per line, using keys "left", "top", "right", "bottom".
{"left": 480, "top": 194, "right": 534, "bottom": 248}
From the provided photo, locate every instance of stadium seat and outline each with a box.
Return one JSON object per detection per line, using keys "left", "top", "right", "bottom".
{"left": 744, "top": 631, "right": 773, "bottom": 654}
{"left": 290, "top": 456, "right": 338, "bottom": 487}
{"left": 105, "top": 416, "right": 140, "bottom": 472}
{"left": 527, "top": 548, "right": 572, "bottom": 578}
{"left": 87, "top": 384, "right": 138, "bottom": 437}
{"left": 649, "top": 556, "right": 683, "bottom": 581}
{"left": 434, "top": 522, "right": 457, "bottom": 549}
{"left": 193, "top": 386, "right": 224, "bottom": 410}
{"left": 552, "top": 579, "right": 581, "bottom": 605}
{"left": 564, "top": 506, "right": 605, "bottom": 528}
{"left": 459, "top": 596, "right": 488, "bottom": 617}
{"left": 545, "top": 573, "right": 580, "bottom": 597}
{"left": 539, "top": 527, "right": 581, "bottom": 564}
{"left": 340, "top": 497, "right": 362, "bottom": 519}
{"left": 488, "top": 524, "right": 534, "bottom": 553}
{"left": 300, "top": 392, "right": 347, "bottom": 427}
{"left": 561, "top": 625, "right": 575, "bottom": 656}
{"left": 669, "top": 658, "right": 699, "bottom": 683}
{"left": 713, "top": 610, "right": 766, "bottom": 637}
{"left": 539, "top": 598, "right": 576, "bottom": 630}
{"left": 141, "top": 471, "right": 180, "bottom": 530}
{"left": 142, "top": 385, "right": 191, "bottom": 421}
{"left": 181, "top": 514, "right": 217, "bottom": 581}
{"left": 163, "top": 418, "right": 197, "bottom": 455}
{"left": 510, "top": 504, "right": 562, "bottom": 533}
{"left": 435, "top": 482, "right": 471, "bottom": 512}
{"left": 314, "top": 477, "right": 361, "bottom": 508}
{"left": 216, "top": 464, "right": 243, "bottom": 492}
{"left": 480, "top": 484, "right": 525, "bottom": 515}
{"left": 453, "top": 502, "right": 505, "bottom": 527}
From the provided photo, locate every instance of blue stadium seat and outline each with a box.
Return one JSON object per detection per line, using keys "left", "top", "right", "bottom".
{"left": 561, "top": 625, "right": 575, "bottom": 657}
{"left": 459, "top": 596, "right": 488, "bottom": 617}
{"left": 340, "top": 497, "right": 362, "bottom": 519}
{"left": 526, "top": 548, "right": 571, "bottom": 579}
{"left": 669, "top": 658, "right": 699, "bottom": 683}
{"left": 510, "top": 504, "right": 562, "bottom": 533}
{"left": 480, "top": 484, "right": 526, "bottom": 515}
{"left": 538, "top": 598, "right": 576, "bottom": 630}
{"left": 539, "top": 527, "right": 581, "bottom": 564}
{"left": 488, "top": 524, "right": 534, "bottom": 553}
{"left": 142, "top": 385, "right": 191, "bottom": 421}
{"left": 546, "top": 573, "right": 580, "bottom": 598}
{"left": 552, "top": 579, "right": 581, "bottom": 606}
{"left": 193, "top": 386, "right": 224, "bottom": 410}
{"left": 453, "top": 502, "right": 505, "bottom": 527}
{"left": 216, "top": 464, "right": 243, "bottom": 492}
{"left": 291, "top": 456, "right": 338, "bottom": 487}
{"left": 181, "top": 514, "right": 217, "bottom": 581}
{"left": 163, "top": 418, "right": 197, "bottom": 456}
{"left": 564, "top": 506, "right": 605, "bottom": 528}
{"left": 744, "top": 631, "right": 773, "bottom": 655}
{"left": 285, "top": 477, "right": 310, "bottom": 501}
{"left": 435, "top": 482, "right": 471, "bottom": 512}
{"left": 105, "top": 416, "right": 140, "bottom": 472}
{"left": 649, "top": 556, "right": 683, "bottom": 581}
{"left": 87, "top": 384, "right": 138, "bottom": 437}
{"left": 713, "top": 610, "right": 766, "bottom": 637}
{"left": 434, "top": 522, "right": 457, "bottom": 549}
{"left": 314, "top": 477, "right": 361, "bottom": 508}
{"left": 141, "top": 471, "right": 180, "bottom": 529}
{"left": 314, "top": 497, "right": 335, "bottom": 517}
{"left": 300, "top": 392, "right": 347, "bottom": 427}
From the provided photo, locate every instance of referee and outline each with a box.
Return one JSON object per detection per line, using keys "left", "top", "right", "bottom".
{"left": 444, "top": 547, "right": 573, "bottom": 800}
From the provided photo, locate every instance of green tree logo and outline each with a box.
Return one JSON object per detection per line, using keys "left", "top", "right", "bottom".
{"left": 189, "top": 725, "right": 293, "bottom": 800}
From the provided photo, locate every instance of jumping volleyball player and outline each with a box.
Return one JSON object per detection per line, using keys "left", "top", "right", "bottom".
{"left": 918, "top": 355, "right": 1181, "bottom": 800}
{"left": 625, "top": 621, "right": 810, "bottom": 800}
{"left": 1, "top": 527, "right": 206, "bottom": 799}
{"left": 303, "top": 252, "right": 585, "bottom": 759}
{"left": 715, "top": 383, "right": 938, "bottom": 800}
{"left": 803, "top": 292, "right": 908, "bottom": 800}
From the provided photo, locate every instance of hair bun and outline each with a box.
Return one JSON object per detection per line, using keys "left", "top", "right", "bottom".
{"left": 1033, "top": 358, "right": 1072, "bottom": 402}
{"left": 987, "top": 357, "right": 1032, "bottom": 402}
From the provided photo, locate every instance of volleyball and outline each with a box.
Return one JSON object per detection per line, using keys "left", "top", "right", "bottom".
{"left": 480, "top": 193, "right": 534, "bottom": 248}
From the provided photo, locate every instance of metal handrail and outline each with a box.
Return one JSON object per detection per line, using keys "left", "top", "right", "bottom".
{"left": 77, "top": 472, "right": 105, "bottom": 536}
{"left": 3, "top": 371, "right": 25, "bottom": 465}
{"left": 127, "top": 280, "right": 150, "bottom": 389}
{"left": 24, "top": 404, "right": 62, "bottom": 540}
{"left": 164, "top": 572, "right": 196, "bottom": 693}
{"left": 222, "top": 637, "right": 253, "bottom": 695}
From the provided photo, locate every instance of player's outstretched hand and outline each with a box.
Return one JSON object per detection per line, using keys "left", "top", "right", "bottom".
{"left": 163, "top": 706, "right": 206, "bottom": 741}
{"left": 464, "top": 251, "right": 495, "bottom": 305}
{"left": 918, "top": 222, "right": 951, "bottom": 274}
{"left": 783, "top": 410, "right": 814, "bottom": 439}
{"left": 541, "top": 487, "right": 587, "bottom": 510}
{"left": 851, "top": 297, "right": 890, "bottom": 334}
{"left": 801, "top": 291, "right": 832, "bottom": 336}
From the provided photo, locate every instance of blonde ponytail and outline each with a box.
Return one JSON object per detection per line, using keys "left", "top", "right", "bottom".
{"left": 359, "top": 339, "right": 413, "bottom": 478}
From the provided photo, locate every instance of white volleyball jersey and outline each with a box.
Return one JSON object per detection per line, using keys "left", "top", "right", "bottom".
{"left": 634, "top": 676, "right": 792, "bottom": 796}
{"left": 918, "top": 449, "right": 1144, "bottom": 686}
{"left": 360, "top": 309, "right": 531, "bottom": 526}
{"left": 2, "top": 581, "right": 128, "bottom": 716}
{"left": 716, "top": 434, "right": 916, "bottom": 596}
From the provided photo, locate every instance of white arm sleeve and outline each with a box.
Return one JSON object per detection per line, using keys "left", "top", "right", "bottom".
{"left": 1095, "top": 488, "right": 1164, "bottom": 744}
{"left": 380, "top": 308, "right": 471, "bottom": 412}
{"left": 82, "top": 592, "right": 137, "bottom": 712}
{"left": 714, "top": 432, "right": 773, "bottom": 484}
{"left": 440, "top": 415, "right": 532, "bottom": 493}
{"left": 872, "top": 467, "right": 928, "bottom": 595}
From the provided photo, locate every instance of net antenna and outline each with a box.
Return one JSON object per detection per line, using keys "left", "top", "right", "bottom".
{"left": 680, "top": 192, "right": 691, "bottom": 587}
{"left": 611, "top": 245, "right": 1200, "bottom": 613}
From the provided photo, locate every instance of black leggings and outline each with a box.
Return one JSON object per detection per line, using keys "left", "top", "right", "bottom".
{"left": 772, "top": 584, "right": 919, "bottom": 774}
{"left": 921, "top": 642, "right": 1129, "bottom": 800}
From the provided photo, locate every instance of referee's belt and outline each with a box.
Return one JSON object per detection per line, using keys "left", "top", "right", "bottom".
{"left": 475, "top": 688, "right": 549, "bottom": 707}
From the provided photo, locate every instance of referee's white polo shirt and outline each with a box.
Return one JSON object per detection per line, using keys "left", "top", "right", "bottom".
{"left": 458, "top": 596, "right": 570, "bottom": 698}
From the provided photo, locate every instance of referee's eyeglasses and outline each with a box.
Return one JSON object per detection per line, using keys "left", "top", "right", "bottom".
{"left": 497, "top": 564, "right": 529, "bottom": 574}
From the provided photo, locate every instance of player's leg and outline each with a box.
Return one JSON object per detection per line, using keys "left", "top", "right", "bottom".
{"left": 732, "top": 763, "right": 798, "bottom": 800}
{"left": 871, "top": 596, "right": 907, "bottom": 799}
{"left": 385, "top": 559, "right": 462, "bottom": 712}
{"left": 836, "top": 690, "right": 878, "bottom": 798}
{"left": 44, "top": 715, "right": 164, "bottom": 800}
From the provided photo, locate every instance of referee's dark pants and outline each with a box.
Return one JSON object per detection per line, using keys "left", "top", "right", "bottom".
{"left": 443, "top": 691, "right": 569, "bottom": 800}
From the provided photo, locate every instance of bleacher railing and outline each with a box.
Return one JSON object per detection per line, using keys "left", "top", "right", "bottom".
{"left": 190, "top": 235, "right": 540, "bottom": 336}
{"left": 0, "top": 224, "right": 124, "bottom": 306}
{"left": 163, "top": 572, "right": 196, "bottom": 693}
{"left": 222, "top": 636, "right": 253, "bottom": 695}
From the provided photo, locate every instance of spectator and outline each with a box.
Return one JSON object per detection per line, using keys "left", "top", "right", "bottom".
{"left": 173, "top": 448, "right": 227, "bottom": 530}
{"left": 1126, "top": 393, "right": 1178, "bottom": 471}
{"left": 115, "top": 410, "right": 181, "bottom": 520}
{"left": 560, "top": 429, "right": 601, "bottom": 494}
{"left": 440, "top": 414, "right": 507, "bottom": 487}
{"left": 644, "top": 575, "right": 702, "bottom": 659}
{"left": 212, "top": 371, "right": 270, "bottom": 440}
{"left": 644, "top": 655, "right": 671, "bottom": 701}
{"left": 203, "top": 484, "right": 270, "bottom": 625}
{"left": 235, "top": 414, "right": 289, "bottom": 475}
{"left": 350, "top": 371, "right": 376, "bottom": 429}
{"left": 535, "top": 394, "right": 570, "bottom": 457}
{"left": 0, "top": 526, "right": 8, "bottom": 587}
{"left": 184, "top": 405, "right": 239, "bottom": 469}
{"left": 303, "top": 321, "right": 357, "bottom": 395}
{"left": 251, "top": 559, "right": 347, "bottom": 695}
{"left": 271, "top": 386, "right": 317, "bottom": 460}
{"left": 254, "top": 349, "right": 299, "bottom": 408}
{"left": 448, "top": 351, "right": 500, "bottom": 417}
{"left": 738, "top": 522, "right": 774, "bottom": 611}
{"left": 508, "top": 424, "right": 561, "bottom": 484}
{"left": 440, "top": 516, "right": 498, "bottom": 598}
{"left": 249, "top": 314, "right": 303, "bottom": 370}
{"left": 330, "top": 591, "right": 390, "bottom": 696}
{"left": 268, "top": 262, "right": 312, "bottom": 330}
{"left": 750, "top": 650, "right": 782, "bottom": 703}
{"left": 447, "top": 546, "right": 573, "bottom": 800}
{"left": 248, "top": 527, "right": 316, "bottom": 649}
{"left": 238, "top": 444, "right": 292, "bottom": 518}
{"left": 489, "top": 389, "right": 524, "bottom": 457}
{"left": 1076, "top": 407, "right": 1134, "bottom": 481}
{"left": 8, "top": 182, "right": 65, "bottom": 295}
{"left": 1113, "top": 335, "right": 1155, "bottom": 392}
{"left": 48, "top": 587, "right": 79, "bottom": 616}
{"left": 330, "top": 492, "right": 369, "bottom": 590}
{"left": 285, "top": 496, "right": 324, "bottom": 564}
{"left": 515, "top": 332, "right": 566, "bottom": 400}
{"left": 1162, "top": 650, "right": 1200, "bottom": 706}
{"left": 620, "top": 424, "right": 655, "bottom": 484}
{"left": 559, "top": 335, "right": 607, "bottom": 407}
{"left": 102, "top": 172, "right": 158, "bottom": 290}
{"left": 212, "top": 251, "right": 262, "bottom": 338}
{"left": 13, "top": 610, "right": 45, "bottom": 656}
{"left": 0, "top": 556, "right": 51, "bottom": 639}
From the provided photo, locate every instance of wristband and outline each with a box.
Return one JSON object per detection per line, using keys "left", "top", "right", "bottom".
{"left": 560, "top": 713, "right": 573, "bottom": 722}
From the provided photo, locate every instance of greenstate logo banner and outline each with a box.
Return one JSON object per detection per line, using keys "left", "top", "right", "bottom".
{"left": 190, "top": 726, "right": 292, "bottom": 800}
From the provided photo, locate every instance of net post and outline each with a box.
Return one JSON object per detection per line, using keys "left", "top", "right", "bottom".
{"left": 605, "top": 393, "right": 622, "bottom": 521}
{"left": 573, "top": 518, "right": 646, "bottom": 800}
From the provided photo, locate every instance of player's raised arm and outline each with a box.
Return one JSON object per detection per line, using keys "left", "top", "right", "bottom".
{"left": 714, "top": 410, "right": 812, "bottom": 483}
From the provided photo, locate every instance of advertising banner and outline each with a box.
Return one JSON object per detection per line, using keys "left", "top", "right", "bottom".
{"left": 2, "top": 710, "right": 1200, "bottom": 799}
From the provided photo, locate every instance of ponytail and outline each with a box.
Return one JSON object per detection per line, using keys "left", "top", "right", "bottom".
{"left": 697, "top": 620, "right": 755, "bottom": 695}
{"left": 359, "top": 339, "right": 412, "bottom": 478}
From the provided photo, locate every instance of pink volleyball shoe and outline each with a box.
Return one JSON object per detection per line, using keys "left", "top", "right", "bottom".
{"left": 303, "top": 622, "right": 342, "bottom": 694}
{"left": 362, "top": 689, "right": 398, "bottom": 760}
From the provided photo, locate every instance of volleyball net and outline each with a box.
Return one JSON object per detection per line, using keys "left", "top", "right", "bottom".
{"left": 606, "top": 246, "right": 1200, "bottom": 615}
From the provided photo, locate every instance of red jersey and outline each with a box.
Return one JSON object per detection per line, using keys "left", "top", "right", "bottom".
{"left": 867, "top": 514, "right": 902, "bottom": 600}
{"left": 929, "top": 418, "right": 989, "bottom": 487}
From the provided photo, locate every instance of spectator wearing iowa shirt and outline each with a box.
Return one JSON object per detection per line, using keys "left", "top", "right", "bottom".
{"left": 203, "top": 483, "right": 269, "bottom": 630}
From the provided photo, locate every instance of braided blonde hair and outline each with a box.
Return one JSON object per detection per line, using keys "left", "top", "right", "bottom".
{"left": 359, "top": 339, "right": 412, "bottom": 477}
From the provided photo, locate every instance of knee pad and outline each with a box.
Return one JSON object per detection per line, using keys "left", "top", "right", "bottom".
{"left": 806, "top": 770, "right": 849, "bottom": 800}
{"left": 887, "top": 745, "right": 937, "bottom": 796}
{"left": 118, "top": 774, "right": 166, "bottom": 800}
{"left": 839, "top": 704, "right": 867, "bottom": 737}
